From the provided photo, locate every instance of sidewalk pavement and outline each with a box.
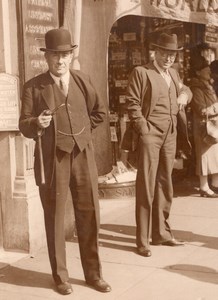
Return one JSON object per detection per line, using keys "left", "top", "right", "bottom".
{"left": 0, "top": 180, "right": 218, "bottom": 300}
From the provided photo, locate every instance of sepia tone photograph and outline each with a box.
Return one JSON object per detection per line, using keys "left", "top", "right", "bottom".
{"left": 0, "top": 0, "right": 218, "bottom": 299}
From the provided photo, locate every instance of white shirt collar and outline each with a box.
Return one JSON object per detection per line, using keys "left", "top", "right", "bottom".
{"left": 49, "top": 71, "right": 70, "bottom": 87}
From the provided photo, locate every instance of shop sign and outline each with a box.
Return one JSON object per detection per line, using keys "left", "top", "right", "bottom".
{"left": 132, "top": 50, "right": 142, "bottom": 65}
{"left": 0, "top": 74, "right": 19, "bottom": 131}
{"left": 110, "top": 126, "right": 118, "bottom": 142}
{"left": 119, "top": 95, "right": 126, "bottom": 103}
{"left": 109, "top": 113, "right": 119, "bottom": 123}
{"left": 205, "top": 24, "right": 218, "bottom": 43}
{"left": 123, "top": 32, "right": 137, "bottom": 41}
{"left": 115, "top": 79, "right": 128, "bottom": 88}
{"left": 115, "top": 0, "right": 218, "bottom": 26}
{"left": 111, "top": 50, "right": 127, "bottom": 60}
{"left": 21, "top": 0, "right": 59, "bottom": 81}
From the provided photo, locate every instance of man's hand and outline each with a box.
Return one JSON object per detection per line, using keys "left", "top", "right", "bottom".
{"left": 36, "top": 110, "right": 52, "bottom": 128}
{"left": 177, "top": 93, "right": 189, "bottom": 111}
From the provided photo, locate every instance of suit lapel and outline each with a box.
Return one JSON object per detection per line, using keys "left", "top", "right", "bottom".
{"left": 40, "top": 72, "right": 56, "bottom": 111}
{"left": 168, "top": 68, "right": 180, "bottom": 96}
{"left": 145, "top": 64, "right": 161, "bottom": 114}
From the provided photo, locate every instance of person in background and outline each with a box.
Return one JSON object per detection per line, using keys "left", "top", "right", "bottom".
{"left": 189, "top": 43, "right": 210, "bottom": 78}
{"left": 210, "top": 60, "right": 218, "bottom": 96}
{"left": 190, "top": 56, "right": 218, "bottom": 197}
{"left": 124, "top": 33, "right": 192, "bottom": 258}
{"left": 19, "top": 28, "right": 111, "bottom": 295}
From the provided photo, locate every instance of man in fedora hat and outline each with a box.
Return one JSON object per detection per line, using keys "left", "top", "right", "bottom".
{"left": 19, "top": 28, "right": 111, "bottom": 295}
{"left": 124, "top": 33, "right": 192, "bottom": 257}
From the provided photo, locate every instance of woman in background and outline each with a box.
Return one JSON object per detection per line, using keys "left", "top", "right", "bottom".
{"left": 190, "top": 56, "right": 218, "bottom": 197}
{"left": 210, "top": 60, "right": 218, "bottom": 96}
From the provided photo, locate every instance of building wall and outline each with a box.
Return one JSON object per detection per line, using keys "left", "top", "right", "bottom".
{"left": 0, "top": 0, "right": 46, "bottom": 254}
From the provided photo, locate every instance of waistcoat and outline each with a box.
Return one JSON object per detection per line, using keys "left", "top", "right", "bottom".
{"left": 53, "top": 83, "right": 75, "bottom": 153}
{"left": 53, "top": 74, "right": 90, "bottom": 153}
{"left": 148, "top": 76, "right": 179, "bottom": 131}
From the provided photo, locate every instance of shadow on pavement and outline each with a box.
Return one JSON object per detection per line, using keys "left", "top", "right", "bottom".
{"left": 98, "top": 224, "right": 218, "bottom": 251}
{"left": 0, "top": 266, "right": 85, "bottom": 289}
{"left": 100, "top": 224, "right": 135, "bottom": 236}
{"left": 173, "top": 230, "right": 218, "bottom": 250}
{"left": 164, "top": 264, "right": 218, "bottom": 285}
{"left": 173, "top": 181, "right": 199, "bottom": 197}
{"left": 99, "top": 240, "right": 136, "bottom": 252}
{"left": 99, "top": 224, "right": 136, "bottom": 252}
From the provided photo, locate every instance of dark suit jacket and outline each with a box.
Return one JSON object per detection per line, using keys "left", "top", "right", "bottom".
{"left": 19, "top": 70, "right": 106, "bottom": 186}
{"left": 122, "top": 63, "right": 192, "bottom": 154}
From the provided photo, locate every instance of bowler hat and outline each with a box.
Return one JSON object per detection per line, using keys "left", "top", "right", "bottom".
{"left": 191, "top": 55, "right": 209, "bottom": 72}
{"left": 40, "top": 28, "right": 78, "bottom": 52}
{"left": 152, "top": 33, "right": 183, "bottom": 51}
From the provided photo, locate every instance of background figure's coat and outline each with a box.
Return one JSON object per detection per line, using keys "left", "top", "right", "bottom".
{"left": 190, "top": 77, "right": 218, "bottom": 176}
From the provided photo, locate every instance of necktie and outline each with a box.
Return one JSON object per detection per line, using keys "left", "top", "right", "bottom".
{"left": 59, "top": 78, "right": 68, "bottom": 97}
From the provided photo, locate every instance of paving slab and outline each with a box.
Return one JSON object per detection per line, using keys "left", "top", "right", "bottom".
{"left": 0, "top": 188, "right": 218, "bottom": 300}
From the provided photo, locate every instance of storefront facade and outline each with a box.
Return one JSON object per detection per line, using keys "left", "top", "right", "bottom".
{"left": 0, "top": 0, "right": 217, "bottom": 253}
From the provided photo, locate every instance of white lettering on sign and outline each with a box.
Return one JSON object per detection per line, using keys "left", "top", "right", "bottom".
{"left": 0, "top": 113, "right": 17, "bottom": 119}
{"left": 0, "top": 106, "right": 17, "bottom": 112}
{"left": 25, "top": 24, "right": 54, "bottom": 34}
{"left": 149, "top": 0, "right": 218, "bottom": 13}
{"left": 27, "top": 0, "right": 53, "bottom": 8}
{"left": 0, "top": 75, "right": 16, "bottom": 84}
{"left": 28, "top": 10, "right": 53, "bottom": 21}
{"left": 29, "top": 45, "right": 43, "bottom": 55}
{"left": 0, "top": 90, "right": 16, "bottom": 96}
{"left": 30, "top": 59, "right": 48, "bottom": 70}
{"left": 0, "top": 73, "right": 19, "bottom": 131}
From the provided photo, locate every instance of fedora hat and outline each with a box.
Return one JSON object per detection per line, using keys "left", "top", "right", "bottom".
{"left": 152, "top": 33, "right": 183, "bottom": 51}
{"left": 40, "top": 28, "right": 78, "bottom": 52}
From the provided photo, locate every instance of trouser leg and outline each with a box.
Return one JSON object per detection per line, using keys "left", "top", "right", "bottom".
{"left": 136, "top": 124, "right": 177, "bottom": 247}
{"left": 152, "top": 128, "right": 176, "bottom": 243}
{"left": 70, "top": 143, "right": 102, "bottom": 281}
{"left": 135, "top": 134, "right": 161, "bottom": 248}
{"left": 39, "top": 150, "right": 71, "bottom": 284}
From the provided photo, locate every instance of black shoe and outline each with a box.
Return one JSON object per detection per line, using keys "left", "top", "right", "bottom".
{"left": 152, "top": 238, "right": 185, "bottom": 246}
{"left": 86, "top": 279, "right": 111, "bottom": 293}
{"left": 137, "top": 246, "right": 152, "bottom": 257}
{"left": 200, "top": 189, "right": 218, "bottom": 198}
{"left": 56, "top": 282, "right": 73, "bottom": 295}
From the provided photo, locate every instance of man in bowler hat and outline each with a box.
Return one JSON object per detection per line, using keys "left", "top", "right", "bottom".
{"left": 19, "top": 28, "right": 111, "bottom": 295}
{"left": 124, "top": 33, "right": 192, "bottom": 257}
